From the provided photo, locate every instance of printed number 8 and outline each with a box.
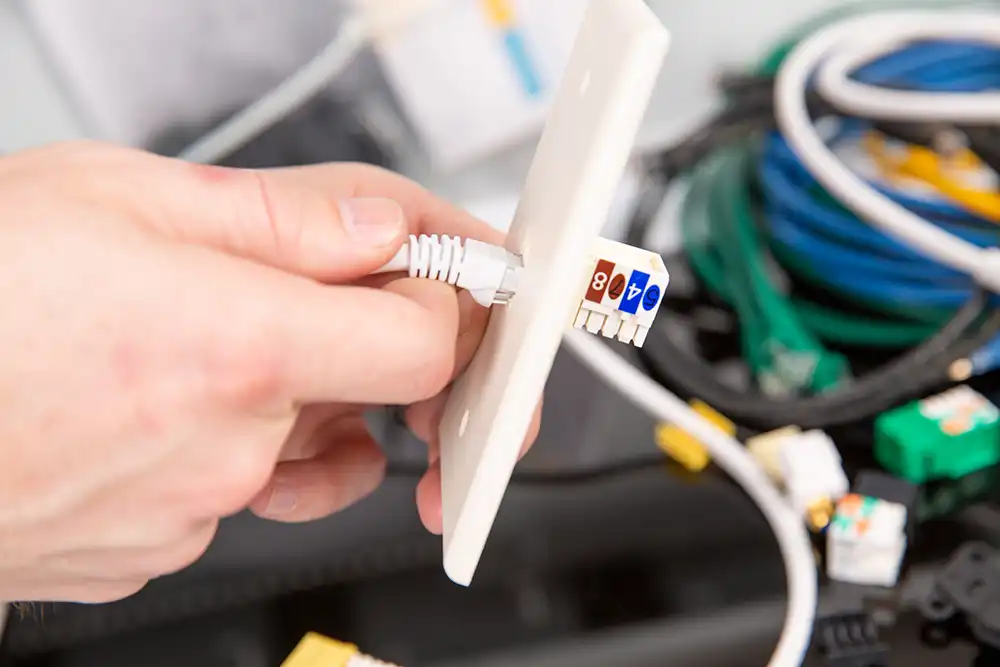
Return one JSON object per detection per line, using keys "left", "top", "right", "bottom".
{"left": 592, "top": 272, "right": 608, "bottom": 292}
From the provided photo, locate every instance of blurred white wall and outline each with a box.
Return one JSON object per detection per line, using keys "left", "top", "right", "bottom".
{"left": 0, "top": 2, "right": 83, "bottom": 152}
{"left": 639, "top": 0, "right": 852, "bottom": 148}
{"left": 3, "top": 0, "right": 858, "bottom": 154}
{"left": 18, "top": 0, "right": 348, "bottom": 147}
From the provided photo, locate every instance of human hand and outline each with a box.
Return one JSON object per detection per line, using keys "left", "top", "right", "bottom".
{"left": 0, "top": 141, "right": 540, "bottom": 603}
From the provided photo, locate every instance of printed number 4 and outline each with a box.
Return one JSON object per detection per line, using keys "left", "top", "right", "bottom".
{"left": 626, "top": 284, "right": 643, "bottom": 300}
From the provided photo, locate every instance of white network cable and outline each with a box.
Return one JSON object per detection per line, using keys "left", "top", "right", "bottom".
{"left": 178, "top": 14, "right": 370, "bottom": 164}
{"left": 372, "top": 234, "right": 522, "bottom": 307}
{"left": 814, "top": 17, "right": 1000, "bottom": 123}
{"left": 177, "top": 2, "right": 444, "bottom": 165}
{"left": 369, "top": 234, "right": 815, "bottom": 665}
{"left": 562, "top": 330, "right": 817, "bottom": 667}
{"left": 774, "top": 11, "right": 1000, "bottom": 295}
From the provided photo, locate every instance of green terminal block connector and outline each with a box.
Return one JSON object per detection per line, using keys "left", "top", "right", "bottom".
{"left": 874, "top": 386, "right": 1000, "bottom": 484}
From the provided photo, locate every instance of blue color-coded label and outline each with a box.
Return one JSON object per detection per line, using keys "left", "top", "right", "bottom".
{"left": 620, "top": 270, "right": 650, "bottom": 315}
{"left": 502, "top": 30, "right": 543, "bottom": 98}
{"left": 642, "top": 284, "right": 662, "bottom": 311}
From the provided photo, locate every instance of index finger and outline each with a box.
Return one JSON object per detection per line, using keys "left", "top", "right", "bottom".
{"left": 280, "top": 277, "right": 461, "bottom": 405}
{"left": 187, "top": 245, "right": 462, "bottom": 407}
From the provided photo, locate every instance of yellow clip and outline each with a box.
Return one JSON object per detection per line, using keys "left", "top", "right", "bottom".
{"left": 481, "top": 0, "right": 515, "bottom": 26}
{"left": 655, "top": 400, "right": 734, "bottom": 472}
{"left": 282, "top": 633, "right": 359, "bottom": 667}
{"left": 864, "top": 132, "right": 1000, "bottom": 222}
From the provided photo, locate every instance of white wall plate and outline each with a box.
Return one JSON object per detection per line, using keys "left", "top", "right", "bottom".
{"left": 437, "top": 0, "right": 670, "bottom": 586}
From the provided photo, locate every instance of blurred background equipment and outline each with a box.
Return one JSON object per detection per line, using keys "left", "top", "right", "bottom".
{"left": 2, "top": 0, "right": 1000, "bottom": 666}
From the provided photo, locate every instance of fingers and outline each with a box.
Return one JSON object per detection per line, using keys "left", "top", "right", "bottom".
{"left": 280, "top": 404, "right": 348, "bottom": 462}
{"left": 416, "top": 463, "right": 443, "bottom": 534}
{"left": 167, "top": 173, "right": 409, "bottom": 281}
{"left": 263, "top": 163, "right": 506, "bottom": 244}
{"left": 407, "top": 397, "right": 542, "bottom": 535}
{"left": 405, "top": 394, "right": 449, "bottom": 453}
{"left": 407, "top": 396, "right": 543, "bottom": 460}
{"left": 249, "top": 430, "right": 386, "bottom": 523}
{"left": 39, "top": 520, "right": 219, "bottom": 582}
{"left": 456, "top": 292, "right": 492, "bottom": 376}
{"left": 26, "top": 144, "right": 503, "bottom": 283}
{"left": 348, "top": 284, "right": 489, "bottom": 379}
{"left": 0, "top": 519, "right": 219, "bottom": 603}
{"left": 8, "top": 578, "right": 150, "bottom": 604}
{"left": 195, "top": 248, "right": 462, "bottom": 405}
{"left": 38, "top": 143, "right": 410, "bottom": 282}
{"left": 271, "top": 277, "right": 460, "bottom": 405}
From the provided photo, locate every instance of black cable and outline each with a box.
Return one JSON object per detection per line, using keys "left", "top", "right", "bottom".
{"left": 636, "top": 76, "right": 841, "bottom": 252}
{"left": 652, "top": 88, "right": 837, "bottom": 180}
{"left": 631, "top": 106, "right": 782, "bottom": 250}
{"left": 385, "top": 457, "right": 669, "bottom": 485}
{"left": 711, "top": 72, "right": 1000, "bottom": 178}
{"left": 871, "top": 120, "right": 956, "bottom": 148}
{"left": 625, "top": 172, "right": 672, "bottom": 248}
{"left": 963, "top": 125, "right": 1000, "bottom": 176}
{"left": 636, "top": 288, "right": 998, "bottom": 430}
{"left": 869, "top": 122, "right": 1000, "bottom": 180}
{"left": 622, "top": 68, "right": 1000, "bottom": 432}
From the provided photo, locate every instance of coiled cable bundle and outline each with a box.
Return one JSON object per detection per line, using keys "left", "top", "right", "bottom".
{"left": 628, "top": 3, "right": 1000, "bottom": 431}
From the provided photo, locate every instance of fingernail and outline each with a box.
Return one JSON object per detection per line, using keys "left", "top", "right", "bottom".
{"left": 338, "top": 197, "right": 404, "bottom": 246}
{"left": 264, "top": 485, "right": 298, "bottom": 517}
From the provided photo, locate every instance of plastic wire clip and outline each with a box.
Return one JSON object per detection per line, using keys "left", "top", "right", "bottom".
{"left": 281, "top": 633, "right": 400, "bottom": 667}
{"left": 573, "top": 237, "right": 669, "bottom": 348}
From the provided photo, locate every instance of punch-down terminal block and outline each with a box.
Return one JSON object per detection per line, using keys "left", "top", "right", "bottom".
{"left": 573, "top": 238, "right": 669, "bottom": 348}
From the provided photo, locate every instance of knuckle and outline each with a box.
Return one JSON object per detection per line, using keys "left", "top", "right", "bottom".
{"left": 140, "top": 523, "right": 218, "bottom": 578}
{"left": 214, "top": 448, "right": 276, "bottom": 514}
{"left": 202, "top": 322, "right": 289, "bottom": 409}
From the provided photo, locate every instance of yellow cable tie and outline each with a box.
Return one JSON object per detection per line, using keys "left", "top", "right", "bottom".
{"left": 655, "top": 400, "right": 734, "bottom": 472}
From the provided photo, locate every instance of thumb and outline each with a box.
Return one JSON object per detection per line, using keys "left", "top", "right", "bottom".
{"left": 96, "top": 146, "right": 408, "bottom": 282}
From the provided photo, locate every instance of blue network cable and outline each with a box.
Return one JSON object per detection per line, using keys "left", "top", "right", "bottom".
{"left": 758, "top": 40, "right": 1000, "bottom": 372}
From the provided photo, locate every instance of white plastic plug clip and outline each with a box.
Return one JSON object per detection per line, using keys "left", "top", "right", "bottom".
{"left": 827, "top": 494, "right": 907, "bottom": 587}
{"left": 778, "top": 429, "right": 850, "bottom": 530}
{"left": 374, "top": 234, "right": 523, "bottom": 307}
{"left": 458, "top": 238, "right": 522, "bottom": 307}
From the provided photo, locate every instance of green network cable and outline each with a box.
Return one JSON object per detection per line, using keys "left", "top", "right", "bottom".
{"left": 681, "top": 144, "right": 850, "bottom": 394}
{"left": 757, "top": 0, "right": 1000, "bottom": 77}
{"left": 672, "top": 0, "right": 988, "bottom": 395}
{"left": 680, "top": 142, "right": 944, "bottom": 348}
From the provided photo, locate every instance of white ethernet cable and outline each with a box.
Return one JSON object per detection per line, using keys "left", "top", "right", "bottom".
{"left": 813, "top": 15, "right": 1000, "bottom": 123}
{"left": 562, "top": 330, "right": 816, "bottom": 667}
{"left": 372, "top": 234, "right": 523, "bottom": 307}
{"left": 178, "top": 2, "right": 443, "bottom": 164}
{"left": 774, "top": 11, "right": 1000, "bottom": 295}
{"left": 375, "top": 233, "right": 816, "bottom": 667}
{"left": 178, "top": 14, "right": 369, "bottom": 164}
{"left": 375, "top": 234, "right": 671, "bottom": 346}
